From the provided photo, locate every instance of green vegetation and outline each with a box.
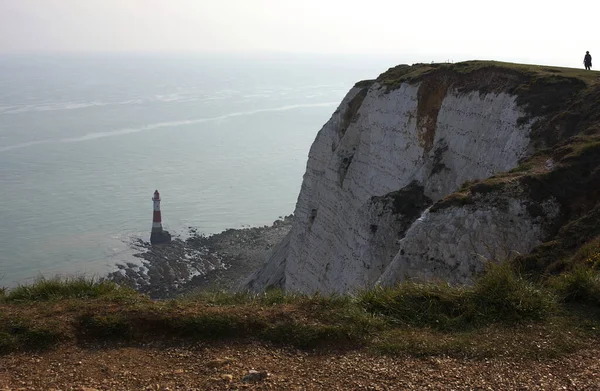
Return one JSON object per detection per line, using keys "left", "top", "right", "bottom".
{"left": 377, "top": 60, "right": 598, "bottom": 90}
{"left": 548, "top": 265, "right": 600, "bottom": 304}
{"left": 0, "top": 315, "right": 62, "bottom": 353}
{"left": 570, "top": 235, "right": 600, "bottom": 269}
{"left": 1, "top": 264, "right": 600, "bottom": 359}
{"left": 72, "top": 291, "right": 382, "bottom": 350}
{"left": 359, "top": 264, "right": 554, "bottom": 330}
{"left": 3, "top": 277, "right": 137, "bottom": 303}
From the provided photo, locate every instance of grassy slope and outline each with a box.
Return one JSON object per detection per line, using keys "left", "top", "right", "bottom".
{"left": 1, "top": 266, "right": 599, "bottom": 360}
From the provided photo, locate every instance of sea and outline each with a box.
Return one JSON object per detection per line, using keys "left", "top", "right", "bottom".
{"left": 0, "top": 52, "right": 399, "bottom": 287}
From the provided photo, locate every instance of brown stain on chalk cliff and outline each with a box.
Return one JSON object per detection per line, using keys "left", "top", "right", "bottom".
{"left": 380, "top": 62, "right": 589, "bottom": 150}
{"left": 335, "top": 86, "right": 370, "bottom": 185}
{"left": 416, "top": 76, "right": 450, "bottom": 152}
{"left": 340, "top": 86, "right": 369, "bottom": 137}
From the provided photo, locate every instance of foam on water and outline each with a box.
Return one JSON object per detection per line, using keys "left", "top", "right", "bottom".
{"left": 0, "top": 102, "right": 339, "bottom": 152}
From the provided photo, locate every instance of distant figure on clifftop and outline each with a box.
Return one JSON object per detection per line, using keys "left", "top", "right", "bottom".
{"left": 584, "top": 51, "right": 592, "bottom": 70}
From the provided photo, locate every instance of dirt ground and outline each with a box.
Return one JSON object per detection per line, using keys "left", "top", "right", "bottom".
{"left": 1, "top": 342, "right": 599, "bottom": 391}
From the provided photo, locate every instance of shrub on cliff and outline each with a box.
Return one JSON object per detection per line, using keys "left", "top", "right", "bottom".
{"left": 548, "top": 265, "right": 600, "bottom": 305}
{"left": 359, "top": 264, "right": 554, "bottom": 330}
{"left": 470, "top": 263, "right": 555, "bottom": 323}
{"left": 358, "top": 282, "right": 469, "bottom": 329}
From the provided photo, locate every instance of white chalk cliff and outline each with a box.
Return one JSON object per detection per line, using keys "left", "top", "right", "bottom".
{"left": 245, "top": 64, "right": 567, "bottom": 293}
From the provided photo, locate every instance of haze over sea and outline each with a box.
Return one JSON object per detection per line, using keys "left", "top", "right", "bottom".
{"left": 0, "top": 53, "right": 397, "bottom": 287}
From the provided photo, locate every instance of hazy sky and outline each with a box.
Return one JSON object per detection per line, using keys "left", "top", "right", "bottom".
{"left": 0, "top": 0, "right": 595, "bottom": 67}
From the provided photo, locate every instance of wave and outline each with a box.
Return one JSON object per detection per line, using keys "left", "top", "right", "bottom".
{"left": 0, "top": 84, "right": 344, "bottom": 115}
{"left": 0, "top": 139, "right": 56, "bottom": 152}
{"left": 0, "top": 101, "right": 338, "bottom": 152}
{"left": 0, "top": 101, "right": 111, "bottom": 114}
{"left": 0, "top": 94, "right": 222, "bottom": 115}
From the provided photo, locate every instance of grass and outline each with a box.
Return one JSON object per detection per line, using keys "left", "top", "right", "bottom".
{"left": 182, "top": 288, "right": 303, "bottom": 306}
{"left": 470, "top": 264, "right": 555, "bottom": 323}
{"left": 358, "top": 264, "right": 554, "bottom": 330}
{"left": 0, "top": 265, "right": 599, "bottom": 358}
{"left": 371, "top": 317, "right": 589, "bottom": 359}
{"left": 0, "top": 315, "right": 62, "bottom": 353}
{"left": 4, "top": 277, "right": 137, "bottom": 303}
{"left": 548, "top": 265, "right": 600, "bottom": 304}
{"left": 70, "top": 298, "right": 380, "bottom": 350}
{"left": 377, "top": 60, "right": 599, "bottom": 90}
{"left": 570, "top": 235, "right": 600, "bottom": 268}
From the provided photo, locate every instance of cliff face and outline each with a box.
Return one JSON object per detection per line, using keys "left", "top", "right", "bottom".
{"left": 245, "top": 62, "right": 600, "bottom": 294}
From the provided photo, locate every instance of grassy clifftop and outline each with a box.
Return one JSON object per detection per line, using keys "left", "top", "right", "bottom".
{"left": 374, "top": 60, "right": 599, "bottom": 87}
{"left": 2, "top": 263, "right": 600, "bottom": 360}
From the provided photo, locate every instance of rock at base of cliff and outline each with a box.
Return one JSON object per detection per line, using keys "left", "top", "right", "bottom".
{"left": 150, "top": 231, "right": 172, "bottom": 245}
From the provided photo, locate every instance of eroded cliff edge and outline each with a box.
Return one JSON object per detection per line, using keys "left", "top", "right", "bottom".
{"left": 245, "top": 61, "right": 600, "bottom": 294}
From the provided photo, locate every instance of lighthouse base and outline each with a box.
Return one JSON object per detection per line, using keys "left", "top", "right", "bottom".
{"left": 150, "top": 230, "right": 172, "bottom": 245}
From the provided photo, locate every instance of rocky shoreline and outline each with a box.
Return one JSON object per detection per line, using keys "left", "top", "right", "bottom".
{"left": 106, "top": 215, "right": 293, "bottom": 299}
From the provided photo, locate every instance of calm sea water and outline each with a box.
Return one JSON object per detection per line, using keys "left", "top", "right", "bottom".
{"left": 0, "top": 53, "right": 398, "bottom": 287}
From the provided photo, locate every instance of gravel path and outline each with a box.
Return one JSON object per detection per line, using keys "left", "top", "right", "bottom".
{"left": 1, "top": 343, "right": 599, "bottom": 390}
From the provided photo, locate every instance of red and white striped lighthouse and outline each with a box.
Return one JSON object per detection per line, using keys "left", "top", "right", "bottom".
{"left": 152, "top": 190, "right": 163, "bottom": 232}
{"left": 150, "top": 190, "right": 171, "bottom": 244}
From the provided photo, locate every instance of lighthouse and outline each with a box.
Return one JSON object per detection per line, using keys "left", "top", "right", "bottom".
{"left": 150, "top": 190, "right": 171, "bottom": 245}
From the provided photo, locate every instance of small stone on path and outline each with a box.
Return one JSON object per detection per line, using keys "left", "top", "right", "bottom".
{"left": 206, "top": 357, "right": 233, "bottom": 368}
{"left": 242, "top": 369, "right": 268, "bottom": 383}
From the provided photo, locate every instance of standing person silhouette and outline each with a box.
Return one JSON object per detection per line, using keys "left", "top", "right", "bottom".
{"left": 584, "top": 51, "right": 592, "bottom": 70}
